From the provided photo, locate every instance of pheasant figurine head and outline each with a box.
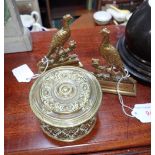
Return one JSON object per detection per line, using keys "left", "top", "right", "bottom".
{"left": 63, "top": 14, "right": 73, "bottom": 25}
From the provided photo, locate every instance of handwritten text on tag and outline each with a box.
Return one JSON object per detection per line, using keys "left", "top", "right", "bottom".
{"left": 131, "top": 103, "right": 151, "bottom": 123}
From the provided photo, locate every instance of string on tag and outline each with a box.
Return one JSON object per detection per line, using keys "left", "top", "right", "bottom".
{"left": 27, "top": 56, "right": 50, "bottom": 80}
{"left": 116, "top": 69, "right": 135, "bottom": 118}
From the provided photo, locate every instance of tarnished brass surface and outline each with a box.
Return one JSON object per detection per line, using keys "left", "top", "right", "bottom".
{"left": 38, "top": 14, "right": 82, "bottom": 73}
{"left": 29, "top": 66, "right": 102, "bottom": 142}
{"left": 92, "top": 28, "right": 137, "bottom": 96}
{"left": 98, "top": 78, "right": 136, "bottom": 96}
{"left": 100, "top": 28, "right": 123, "bottom": 67}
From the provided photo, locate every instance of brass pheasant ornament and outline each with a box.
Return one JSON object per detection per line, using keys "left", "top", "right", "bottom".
{"left": 99, "top": 28, "right": 124, "bottom": 76}
{"left": 92, "top": 27, "right": 136, "bottom": 96}
{"left": 92, "top": 28, "right": 126, "bottom": 80}
{"left": 46, "top": 14, "right": 72, "bottom": 58}
{"left": 38, "top": 14, "right": 82, "bottom": 73}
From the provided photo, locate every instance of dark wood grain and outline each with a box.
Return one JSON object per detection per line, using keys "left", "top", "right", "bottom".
{"left": 5, "top": 25, "right": 151, "bottom": 155}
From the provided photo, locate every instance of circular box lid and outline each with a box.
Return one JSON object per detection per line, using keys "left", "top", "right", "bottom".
{"left": 29, "top": 66, "right": 102, "bottom": 128}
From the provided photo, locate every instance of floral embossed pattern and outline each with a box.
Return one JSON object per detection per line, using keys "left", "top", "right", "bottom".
{"left": 40, "top": 70, "right": 91, "bottom": 114}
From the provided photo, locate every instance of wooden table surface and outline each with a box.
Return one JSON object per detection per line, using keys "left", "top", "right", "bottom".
{"left": 71, "top": 12, "right": 96, "bottom": 30}
{"left": 5, "top": 25, "right": 151, "bottom": 155}
{"left": 71, "top": 12, "right": 115, "bottom": 30}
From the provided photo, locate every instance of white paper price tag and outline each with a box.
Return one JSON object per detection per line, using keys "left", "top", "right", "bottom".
{"left": 12, "top": 64, "right": 34, "bottom": 82}
{"left": 131, "top": 103, "right": 151, "bottom": 123}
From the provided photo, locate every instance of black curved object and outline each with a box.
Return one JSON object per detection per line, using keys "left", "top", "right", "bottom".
{"left": 117, "top": 0, "right": 151, "bottom": 83}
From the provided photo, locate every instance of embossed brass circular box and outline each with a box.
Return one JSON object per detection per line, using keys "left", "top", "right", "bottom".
{"left": 29, "top": 66, "right": 102, "bottom": 142}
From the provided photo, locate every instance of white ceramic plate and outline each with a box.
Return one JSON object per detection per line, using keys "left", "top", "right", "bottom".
{"left": 93, "top": 11, "right": 112, "bottom": 25}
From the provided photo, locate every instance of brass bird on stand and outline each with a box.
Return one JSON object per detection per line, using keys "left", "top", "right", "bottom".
{"left": 46, "top": 14, "right": 72, "bottom": 58}
{"left": 99, "top": 28, "right": 124, "bottom": 78}
{"left": 38, "top": 14, "right": 82, "bottom": 72}
{"left": 92, "top": 27, "right": 136, "bottom": 96}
